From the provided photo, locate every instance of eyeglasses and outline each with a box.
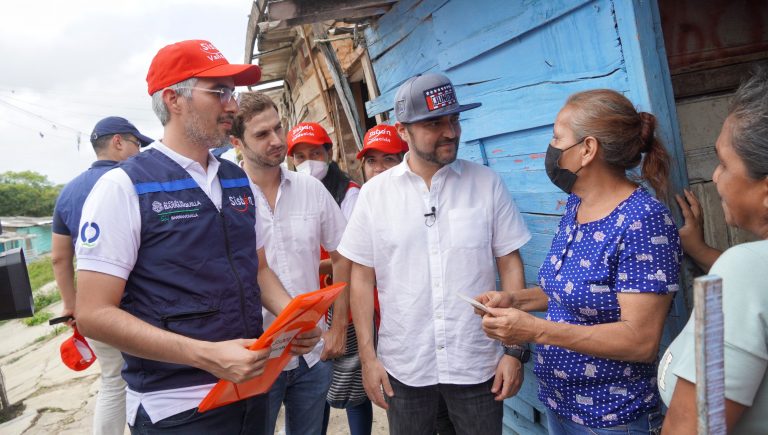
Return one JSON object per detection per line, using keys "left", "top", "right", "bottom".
{"left": 177, "top": 87, "right": 239, "bottom": 105}
{"left": 121, "top": 137, "right": 141, "bottom": 147}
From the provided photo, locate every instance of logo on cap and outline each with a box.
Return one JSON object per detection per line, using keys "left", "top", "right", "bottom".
{"left": 424, "top": 84, "right": 457, "bottom": 112}
{"left": 199, "top": 41, "right": 225, "bottom": 62}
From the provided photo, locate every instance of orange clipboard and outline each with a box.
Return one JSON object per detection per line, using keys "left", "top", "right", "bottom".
{"left": 198, "top": 282, "right": 345, "bottom": 412}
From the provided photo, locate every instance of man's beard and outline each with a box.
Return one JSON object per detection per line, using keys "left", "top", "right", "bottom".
{"left": 184, "top": 110, "right": 232, "bottom": 149}
{"left": 412, "top": 140, "right": 459, "bottom": 166}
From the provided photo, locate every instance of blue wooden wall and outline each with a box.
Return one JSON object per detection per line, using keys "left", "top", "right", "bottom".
{"left": 364, "top": 1, "right": 688, "bottom": 433}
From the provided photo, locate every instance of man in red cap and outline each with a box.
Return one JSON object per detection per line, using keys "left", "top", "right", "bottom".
{"left": 74, "top": 40, "right": 321, "bottom": 434}
{"left": 286, "top": 122, "right": 360, "bottom": 220}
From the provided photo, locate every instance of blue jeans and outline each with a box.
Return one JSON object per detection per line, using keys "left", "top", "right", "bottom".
{"left": 546, "top": 407, "right": 663, "bottom": 435}
{"left": 266, "top": 358, "right": 332, "bottom": 435}
{"left": 385, "top": 374, "right": 502, "bottom": 435}
{"left": 130, "top": 394, "right": 269, "bottom": 434}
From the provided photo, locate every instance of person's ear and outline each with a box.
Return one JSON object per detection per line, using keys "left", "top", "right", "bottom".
{"left": 762, "top": 175, "right": 768, "bottom": 210}
{"left": 163, "top": 88, "right": 182, "bottom": 115}
{"left": 395, "top": 122, "right": 409, "bottom": 143}
{"left": 581, "top": 136, "right": 599, "bottom": 166}
{"left": 111, "top": 135, "right": 124, "bottom": 151}
{"left": 230, "top": 135, "right": 243, "bottom": 149}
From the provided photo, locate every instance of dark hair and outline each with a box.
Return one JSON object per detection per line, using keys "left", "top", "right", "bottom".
{"left": 728, "top": 68, "right": 768, "bottom": 180}
{"left": 566, "top": 89, "right": 671, "bottom": 198}
{"left": 232, "top": 92, "right": 279, "bottom": 139}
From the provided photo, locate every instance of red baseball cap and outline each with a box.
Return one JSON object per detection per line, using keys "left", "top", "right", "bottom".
{"left": 146, "top": 40, "right": 262, "bottom": 95}
{"left": 357, "top": 124, "right": 409, "bottom": 159}
{"left": 60, "top": 326, "right": 97, "bottom": 371}
{"left": 287, "top": 122, "right": 332, "bottom": 156}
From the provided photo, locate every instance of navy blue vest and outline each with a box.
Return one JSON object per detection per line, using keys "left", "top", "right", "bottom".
{"left": 120, "top": 149, "right": 262, "bottom": 392}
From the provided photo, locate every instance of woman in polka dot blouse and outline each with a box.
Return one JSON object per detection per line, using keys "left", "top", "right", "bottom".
{"left": 479, "top": 89, "right": 682, "bottom": 434}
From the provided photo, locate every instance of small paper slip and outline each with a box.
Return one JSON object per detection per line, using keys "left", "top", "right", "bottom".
{"left": 456, "top": 292, "right": 491, "bottom": 314}
{"left": 198, "top": 282, "right": 345, "bottom": 413}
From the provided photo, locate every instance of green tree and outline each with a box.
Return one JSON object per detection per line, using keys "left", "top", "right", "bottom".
{"left": 0, "top": 171, "right": 62, "bottom": 216}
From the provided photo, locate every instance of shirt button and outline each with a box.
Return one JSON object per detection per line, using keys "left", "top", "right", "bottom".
{"left": 438, "top": 345, "right": 445, "bottom": 350}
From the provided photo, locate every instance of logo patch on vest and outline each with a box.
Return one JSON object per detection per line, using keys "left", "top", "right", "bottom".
{"left": 228, "top": 194, "right": 254, "bottom": 213}
{"left": 152, "top": 199, "right": 202, "bottom": 222}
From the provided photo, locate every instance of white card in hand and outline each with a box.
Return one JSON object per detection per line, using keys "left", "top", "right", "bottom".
{"left": 457, "top": 292, "right": 492, "bottom": 315}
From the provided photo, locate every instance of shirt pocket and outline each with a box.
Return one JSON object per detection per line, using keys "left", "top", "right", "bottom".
{"left": 448, "top": 208, "right": 489, "bottom": 249}
{"left": 288, "top": 212, "right": 319, "bottom": 251}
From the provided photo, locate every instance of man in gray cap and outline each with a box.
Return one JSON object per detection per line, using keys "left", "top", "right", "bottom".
{"left": 337, "top": 72, "right": 531, "bottom": 434}
{"left": 51, "top": 116, "right": 152, "bottom": 435}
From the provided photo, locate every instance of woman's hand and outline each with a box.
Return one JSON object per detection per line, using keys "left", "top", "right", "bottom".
{"left": 482, "top": 307, "right": 539, "bottom": 345}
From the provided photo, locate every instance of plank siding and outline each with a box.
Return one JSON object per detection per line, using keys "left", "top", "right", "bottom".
{"left": 364, "top": 1, "right": 687, "bottom": 432}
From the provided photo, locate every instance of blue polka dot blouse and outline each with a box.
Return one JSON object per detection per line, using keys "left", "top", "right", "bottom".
{"left": 535, "top": 187, "right": 682, "bottom": 428}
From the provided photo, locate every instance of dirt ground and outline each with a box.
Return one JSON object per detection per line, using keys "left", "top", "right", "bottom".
{"left": 0, "top": 292, "right": 388, "bottom": 434}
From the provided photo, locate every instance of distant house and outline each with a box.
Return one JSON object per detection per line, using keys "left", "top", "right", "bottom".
{"left": 0, "top": 217, "right": 53, "bottom": 261}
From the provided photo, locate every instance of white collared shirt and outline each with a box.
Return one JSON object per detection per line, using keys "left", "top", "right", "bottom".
{"left": 337, "top": 156, "right": 531, "bottom": 386}
{"left": 75, "top": 142, "right": 262, "bottom": 424}
{"left": 250, "top": 167, "right": 348, "bottom": 370}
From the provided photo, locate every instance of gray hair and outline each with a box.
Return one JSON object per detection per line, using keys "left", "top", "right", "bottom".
{"left": 729, "top": 68, "right": 768, "bottom": 179}
{"left": 151, "top": 78, "right": 198, "bottom": 125}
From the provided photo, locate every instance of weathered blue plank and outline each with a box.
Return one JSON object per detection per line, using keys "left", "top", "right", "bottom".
{"left": 371, "top": 18, "right": 439, "bottom": 98}
{"left": 509, "top": 191, "right": 569, "bottom": 215}
{"left": 499, "top": 169, "right": 559, "bottom": 194}
{"left": 434, "top": 0, "right": 592, "bottom": 70}
{"left": 522, "top": 213, "right": 561, "bottom": 236}
{"left": 364, "top": 0, "right": 448, "bottom": 61}
{"left": 456, "top": 141, "right": 485, "bottom": 164}
{"left": 458, "top": 70, "right": 630, "bottom": 142}
{"left": 503, "top": 410, "right": 548, "bottom": 435}
{"left": 482, "top": 127, "right": 554, "bottom": 161}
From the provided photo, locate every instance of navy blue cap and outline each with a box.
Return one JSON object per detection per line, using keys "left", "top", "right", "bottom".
{"left": 394, "top": 72, "right": 481, "bottom": 123}
{"left": 90, "top": 116, "right": 153, "bottom": 147}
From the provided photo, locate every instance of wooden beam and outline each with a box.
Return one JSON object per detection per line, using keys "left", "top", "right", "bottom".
{"left": 244, "top": 0, "right": 269, "bottom": 64}
{"left": 284, "top": 6, "right": 389, "bottom": 27}
{"left": 693, "top": 275, "right": 726, "bottom": 435}
{"left": 312, "top": 23, "right": 365, "bottom": 151}
{"left": 268, "top": 0, "right": 396, "bottom": 20}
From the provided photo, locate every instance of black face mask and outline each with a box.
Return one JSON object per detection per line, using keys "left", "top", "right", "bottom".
{"left": 544, "top": 140, "right": 583, "bottom": 194}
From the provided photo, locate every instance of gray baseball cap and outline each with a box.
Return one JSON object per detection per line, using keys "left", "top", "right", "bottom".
{"left": 394, "top": 72, "right": 481, "bottom": 123}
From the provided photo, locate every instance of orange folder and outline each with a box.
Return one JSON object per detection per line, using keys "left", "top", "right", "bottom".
{"left": 198, "top": 282, "right": 346, "bottom": 412}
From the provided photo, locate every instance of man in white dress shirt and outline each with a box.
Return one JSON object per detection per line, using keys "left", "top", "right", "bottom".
{"left": 74, "top": 39, "right": 320, "bottom": 434}
{"left": 229, "top": 91, "right": 351, "bottom": 435}
{"left": 337, "top": 72, "right": 531, "bottom": 434}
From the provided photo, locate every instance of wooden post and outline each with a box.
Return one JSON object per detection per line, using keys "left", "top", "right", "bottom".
{"left": 312, "top": 23, "right": 365, "bottom": 151}
{"left": 694, "top": 275, "right": 726, "bottom": 435}
{"left": 0, "top": 365, "right": 9, "bottom": 410}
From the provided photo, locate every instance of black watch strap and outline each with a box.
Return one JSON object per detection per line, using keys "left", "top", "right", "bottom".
{"left": 502, "top": 344, "right": 531, "bottom": 363}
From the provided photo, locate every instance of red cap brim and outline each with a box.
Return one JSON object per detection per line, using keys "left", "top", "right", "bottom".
{"left": 195, "top": 63, "right": 262, "bottom": 87}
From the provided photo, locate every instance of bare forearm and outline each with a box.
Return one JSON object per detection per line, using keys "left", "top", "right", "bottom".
{"left": 319, "top": 258, "right": 333, "bottom": 276}
{"left": 687, "top": 244, "right": 722, "bottom": 273}
{"left": 532, "top": 317, "right": 660, "bottom": 362}
{"left": 511, "top": 287, "right": 549, "bottom": 312}
{"left": 78, "top": 303, "right": 212, "bottom": 366}
{"left": 330, "top": 253, "right": 351, "bottom": 330}
{"left": 51, "top": 234, "right": 76, "bottom": 311}
{"left": 351, "top": 264, "right": 376, "bottom": 363}
{"left": 258, "top": 266, "right": 291, "bottom": 316}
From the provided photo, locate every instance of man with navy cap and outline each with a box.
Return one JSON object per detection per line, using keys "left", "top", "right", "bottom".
{"left": 338, "top": 73, "right": 531, "bottom": 434}
{"left": 51, "top": 116, "right": 151, "bottom": 435}
{"left": 73, "top": 40, "right": 321, "bottom": 433}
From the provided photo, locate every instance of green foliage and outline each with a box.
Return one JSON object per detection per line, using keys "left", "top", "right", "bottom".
{"left": 27, "top": 256, "right": 55, "bottom": 291}
{"left": 32, "top": 289, "right": 61, "bottom": 311}
{"left": 0, "top": 170, "right": 62, "bottom": 216}
{"left": 23, "top": 310, "right": 53, "bottom": 326}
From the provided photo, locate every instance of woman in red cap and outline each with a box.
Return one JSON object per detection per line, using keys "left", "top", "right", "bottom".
{"left": 357, "top": 124, "right": 409, "bottom": 181}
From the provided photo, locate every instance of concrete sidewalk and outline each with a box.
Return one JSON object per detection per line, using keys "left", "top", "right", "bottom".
{"left": 0, "top": 296, "right": 388, "bottom": 434}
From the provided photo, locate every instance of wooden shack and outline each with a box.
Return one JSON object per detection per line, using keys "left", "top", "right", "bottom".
{"left": 243, "top": 1, "right": 768, "bottom": 433}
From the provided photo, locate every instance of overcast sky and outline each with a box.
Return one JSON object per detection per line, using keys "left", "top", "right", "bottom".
{"left": 0, "top": 0, "right": 256, "bottom": 184}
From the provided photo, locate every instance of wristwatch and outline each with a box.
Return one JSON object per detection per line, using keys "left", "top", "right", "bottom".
{"left": 502, "top": 344, "right": 531, "bottom": 363}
